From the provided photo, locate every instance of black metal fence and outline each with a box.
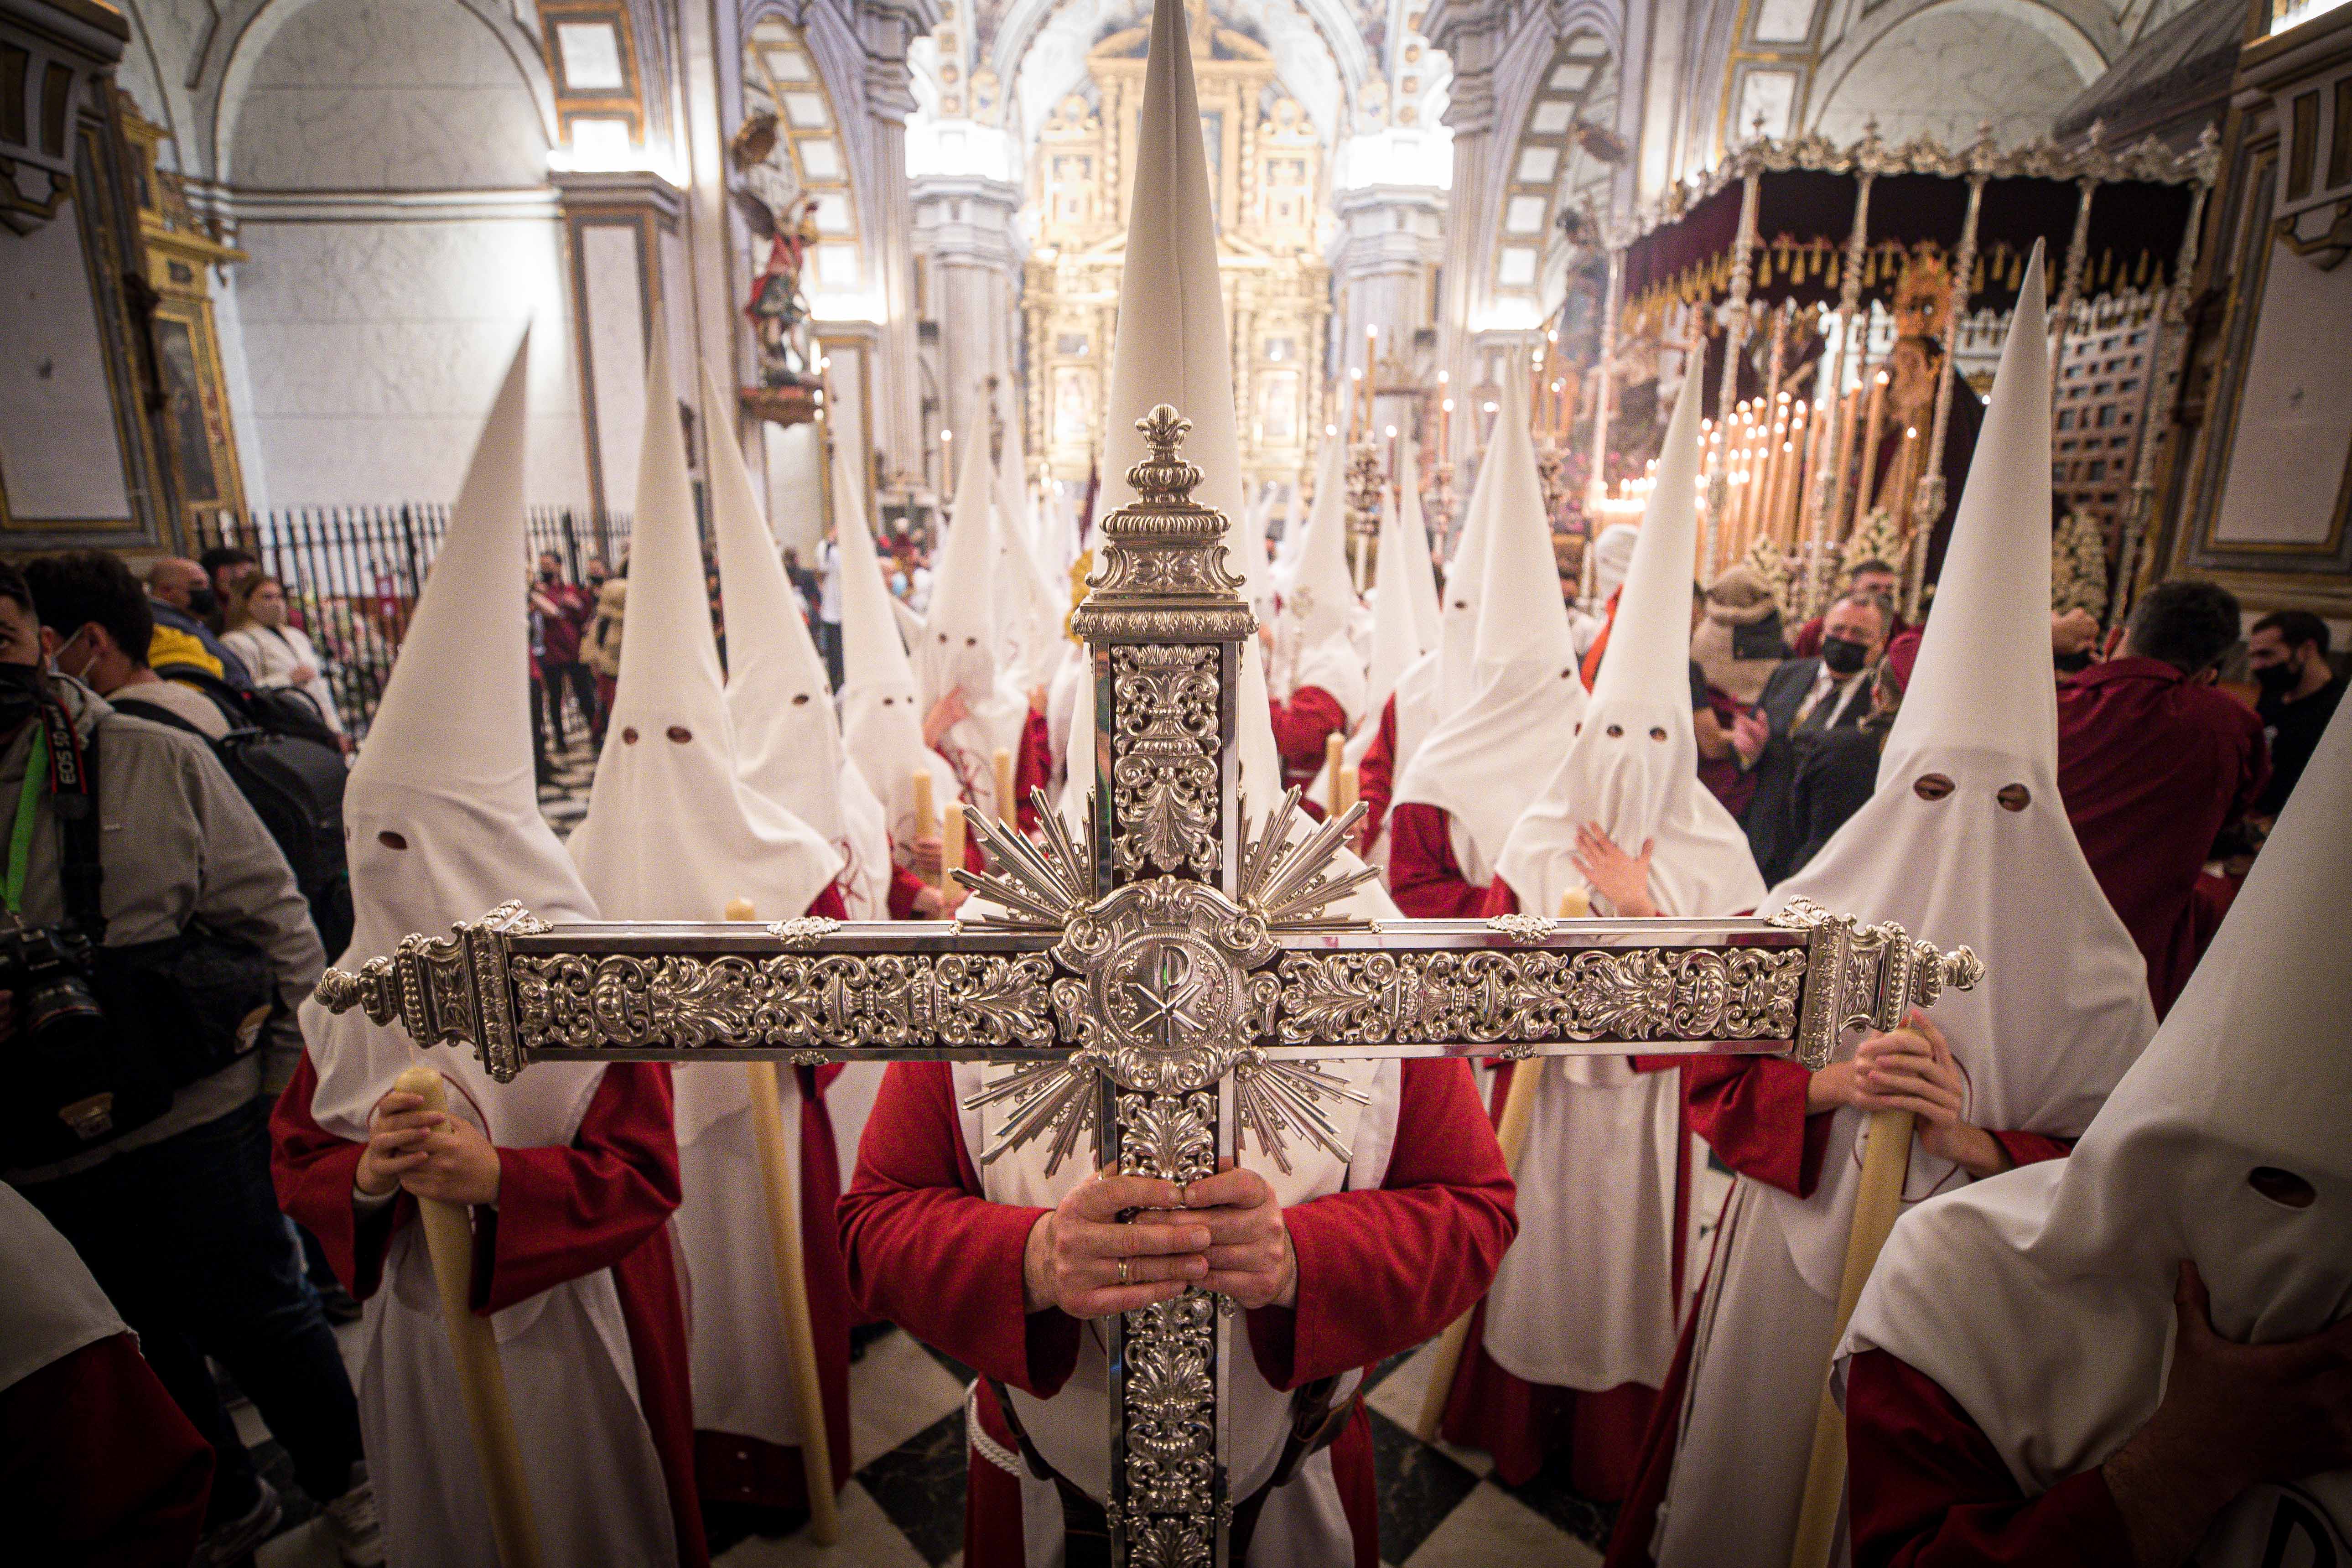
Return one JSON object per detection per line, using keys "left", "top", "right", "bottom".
{"left": 190, "top": 505, "right": 631, "bottom": 739}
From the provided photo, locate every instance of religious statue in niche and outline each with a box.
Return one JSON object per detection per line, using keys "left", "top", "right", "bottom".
{"left": 730, "top": 109, "right": 821, "bottom": 389}
{"left": 1857, "top": 248, "right": 1982, "bottom": 585}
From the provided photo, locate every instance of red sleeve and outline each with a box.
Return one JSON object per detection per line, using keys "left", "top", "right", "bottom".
{"left": 271, "top": 1054, "right": 401, "bottom": 1297}
{"left": 1016, "top": 709, "right": 1053, "bottom": 835}
{"left": 474, "top": 1064, "right": 684, "bottom": 1314}
{"left": 888, "top": 861, "right": 926, "bottom": 920}
{"left": 1988, "top": 1131, "right": 2073, "bottom": 1169}
{"left": 836, "top": 1062, "right": 1080, "bottom": 1396}
{"left": 1480, "top": 880, "right": 1520, "bottom": 916}
{"left": 1846, "top": 1347, "right": 2132, "bottom": 1568}
{"left": 3, "top": 1333, "right": 213, "bottom": 1568}
{"left": 807, "top": 883, "right": 847, "bottom": 921}
{"left": 1684, "top": 1055, "right": 1833, "bottom": 1197}
{"left": 1246, "top": 1059, "right": 1517, "bottom": 1390}
{"left": 1268, "top": 685, "right": 1348, "bottom": 771}
{"left": 1356, "top": 697, "right": 1398, "bottom": 843}
{"left": 1387, "top": 803, "right": 1490, "bottom": 918}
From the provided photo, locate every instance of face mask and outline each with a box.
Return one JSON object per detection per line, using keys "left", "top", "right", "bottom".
{"left": 0, "top": 661, "right": 46, "bottom": 731}
{"left": 1820, "top": 634, "right": 1870, "bottom": 675}
{"left": 185, "top": 586, "right": 219, "bottom": 619}
{"left": 2254, "top": 659, "right": 2301, "bottom": 695}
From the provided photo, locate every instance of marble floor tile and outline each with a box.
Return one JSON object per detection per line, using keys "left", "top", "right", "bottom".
{"left": 715, "top": 1480, "right": 932, "bottom": 1568}
{"left": 1402, "top": 1480, "right": 1601, "bottom": 1568}
{"left": 851, "top": 1326, "right": 973, "bottom": 1468}
{"left": 857, "top": 1405, "right": 970, "bottom": 1567}
{"left": 1370, "top": 1406, "right": 1484, "bottom": 1564}
{"left": 1362, "top": 1337, "right": 1496, "bottom": 1479}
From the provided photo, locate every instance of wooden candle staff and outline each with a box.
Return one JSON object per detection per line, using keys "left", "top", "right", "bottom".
{"left": 721, "top": 897, "right": 843, "bottom": 1546}
{"left": 391, "top": 1064, "right": 545, "bottom": 1568}
{"left": 1413, "top": 889, "right": 1589, "bottom": 1440}
{"left": 1786, "top": 1105, "right": 1916, "bottom": 1568}
{"left": 1324, "top": 733, "right": 1345, "bottom": 817}
{"left": 994, "top": 748, "right": 1017, "bottom": 827}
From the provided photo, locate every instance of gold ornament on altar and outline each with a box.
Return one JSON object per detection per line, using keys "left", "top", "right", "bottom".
{"left": 1891, "top": 246, "right": 1955, "bottom": 346}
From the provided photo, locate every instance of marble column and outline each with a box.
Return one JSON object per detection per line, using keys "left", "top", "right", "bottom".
{"left": 856, "top": 0, "right": 940, "bottom": 493}
{"left": 912, "top": 172, "right": 1024, "bottom": 474}
{"left": 1330, "top": 181, "right": 1445, "bottom": 435}
{"left": 552, "top": 169, "right": 684, "bottom": 524}
{"left": 1425, "top": 0, "right": 1512, "bottom": 471}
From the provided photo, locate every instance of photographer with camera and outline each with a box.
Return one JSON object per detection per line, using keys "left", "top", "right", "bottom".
{"left": 0, "top": 560, "right": 377, "bottom": 1566}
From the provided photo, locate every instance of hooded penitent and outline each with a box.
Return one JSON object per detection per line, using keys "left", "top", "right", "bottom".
{"left": 1362, "top": 443, "right": 1438, "bottom": 721}
{"left": 958, "top": 15, "right": 1398, "bottom": 1559}
{"left": 1644, "top": 246, "right": 2157, "bottom": 1568}
{"left": 916, "top": 429, "right": 1032, "bottom": 821}
{"left": 568, "top": 331, "right": 839, "bottom": 1053}
{"left": 1472, "top": 358, "right": 1766, "bottom": 1397}
{"left": 1844, "top": 699, "right": 2352, "bottom": 1556}
{"left": 835, "top": 420, "right": 957, "bottom": 847}
{"left": 994, "top": 405, "right": 1073, "bottom": 697}
{"left": 1275, "top": 432, "right": 1369, "bottom": 724}
{"left": 704, "top": 366, "right": 892, "bottom": 919}
{"left": 297, "top": 334, "right": 684, "bottom": 1568}
{"left": 569, "top": 337, "right": 849, "bottom": 1491}
{"left": 1390, "top": 375, "right": 1588, "bottom": 885}
{"left": 1494, "top": 363, "right": 1763, "bottom": 923}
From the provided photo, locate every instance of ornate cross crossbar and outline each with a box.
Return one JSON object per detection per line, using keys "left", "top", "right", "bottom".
{"left": 317, "top": 405, "right": 1980, "bottom": 1568}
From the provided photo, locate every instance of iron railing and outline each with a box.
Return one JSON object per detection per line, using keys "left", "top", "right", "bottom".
{"left": 190, "top": 505, "right": 632, "bottom": 739}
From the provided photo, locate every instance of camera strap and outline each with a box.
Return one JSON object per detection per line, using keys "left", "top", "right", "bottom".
{"left": 3, "top": 697, "right": 104, "bottom": 939}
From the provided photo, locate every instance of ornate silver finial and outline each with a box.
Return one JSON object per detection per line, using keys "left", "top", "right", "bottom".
{"left": 1128, "top": 404, "right": 1202, "bottom": 504}
{"left": 1069, "top": 402, "right": 1255, "bottom": 646}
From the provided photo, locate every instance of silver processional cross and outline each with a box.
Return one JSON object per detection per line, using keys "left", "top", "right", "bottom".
{"left": 317, "top": 406, "right": 1981, "bottom": 1568}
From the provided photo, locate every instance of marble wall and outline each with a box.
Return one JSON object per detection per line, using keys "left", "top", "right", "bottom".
{"left": 217, "top": 0, "right": 590, "bottom": 506}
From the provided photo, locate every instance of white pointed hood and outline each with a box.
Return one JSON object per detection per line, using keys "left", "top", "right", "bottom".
{"left": 1363, "top": 487, "right": 1425, "bottom": 719}
{"left": 569, "top": 332, "right": 838, "bottom": 943}
{"left": 1589, "top": 521, "right": 1639, "bottom": 605}
{"left": 1848, "top": 698, "right": 2352, "bottom": 1541}
{"left": 836, "top": 422, "right": 957, "bottom": 844}
{"left": 1277, "top": 434, "right": 1367, "bottom": 722}
{"left": 1760, "top": 246, "right": 2155, "bottom": 1298}
{"left": 1494, "top": 359, "right": 1762, "bottom": 922}
{"left": 704, "top": 368, "right": 891, "bottom": 918}
{"left": 917, "top": 427, "right": 1032, "bottom": 819}
{"left": 1240, "top": 482, "right": 1279, "bottom": 624}
{"left": 1086, "top": 0, "right": 1282, "bottom": 812}
{"left": 303, "top": 333, "right": 607, "bottom": 1147}
{"left": 995, "top": 410, "right": 1072, "bottom": 696}
{"left": 1396, "top": 445, "right": 1442, "bottom": 649}
{"left": 1391, "top": 376, "right": 1587, "bottom": 880}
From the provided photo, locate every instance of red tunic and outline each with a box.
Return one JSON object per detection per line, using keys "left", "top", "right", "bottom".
{"left": 270, "top": 1059, "right": 709, "bottom": 1568}
{"left": 1580, "top": 587, "right": 1622, "bottom": 689}
{"left": 4, "top": 1332, "right": 213, "bottom": 1567}
{"left": 837, "top": 1056, "right": 1519, "bottom": 1567}
{"left": 1604, "top": 1060, "right": 2074, "bottom": 1567}
{"left": 1386, "top": 802, "right": 1491, "bottom": 918}
{"left": 1844, "top": 1348, "right": 2133, "bottom": 1568}
{"left": 1014, "top": 707, "right": 1054, "bottom": 836}
{"left": 886, "top": 834, "right": 988, "bottom": 919}
{"left": 1269, "top": 685, "right": 1349, "bottom": 812}
{"left": 2056, "top": 658, "right": 2268, "bottom": 1017}
{"left": 1355, "top": 695, "right": 1400, "bottom": 849}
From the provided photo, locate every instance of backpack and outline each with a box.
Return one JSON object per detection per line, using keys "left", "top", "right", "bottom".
{"left": 151, "top": 661, "right": 343, "bottom": 752}
{"left": 113, "top": 689, "right": 354, "bottom": 959}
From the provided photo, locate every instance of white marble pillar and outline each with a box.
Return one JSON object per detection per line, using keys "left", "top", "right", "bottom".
{"left": 1425, "top": 0, "right": 1511, "bottom": 471}
{"left": 1331, "top": 182, "right": 1445, "bottom": 433}
{"left": 912, "top": 173, "right": 1024, "bottom": 472}
{"left": 553, "top": 170, "right": 686, "bottom": 524}
{"left": 855, "top": 0, "right": 940, "bottom": 491}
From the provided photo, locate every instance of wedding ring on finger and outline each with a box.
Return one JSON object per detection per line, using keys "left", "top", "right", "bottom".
{"left": 1117, "top": 1257, "right": 1131, "bottom": 1286}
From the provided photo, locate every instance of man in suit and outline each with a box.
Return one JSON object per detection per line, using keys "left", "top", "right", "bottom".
{"left": 1733, "top": 590, "right": 1893, "bottom": 884}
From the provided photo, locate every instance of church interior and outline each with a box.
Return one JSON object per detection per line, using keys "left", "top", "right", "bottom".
{"left": 1, "top": 0, "right": 2347, "bottom": 1565}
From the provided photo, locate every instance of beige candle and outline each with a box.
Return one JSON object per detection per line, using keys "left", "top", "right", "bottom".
{"left": 940, "top": 800, "right": 965, "bottom": 896}
{"left": 911, "top": 768, "right": 935, "bottom": 841}
{"left": 993, "top": 747, "right": 1015, "bottom": 827}
{"left": 1854, "top": 369, "right": 1890, "bottom": 530}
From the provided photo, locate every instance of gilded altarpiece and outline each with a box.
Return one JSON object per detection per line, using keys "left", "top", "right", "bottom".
{"left": 1023, "top": 10, "right": 1329, "bottom": 494}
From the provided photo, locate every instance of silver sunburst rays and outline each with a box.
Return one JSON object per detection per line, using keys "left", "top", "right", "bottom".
{"left": 958, "top": 786, "right": 1377, "bottom": 1174}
